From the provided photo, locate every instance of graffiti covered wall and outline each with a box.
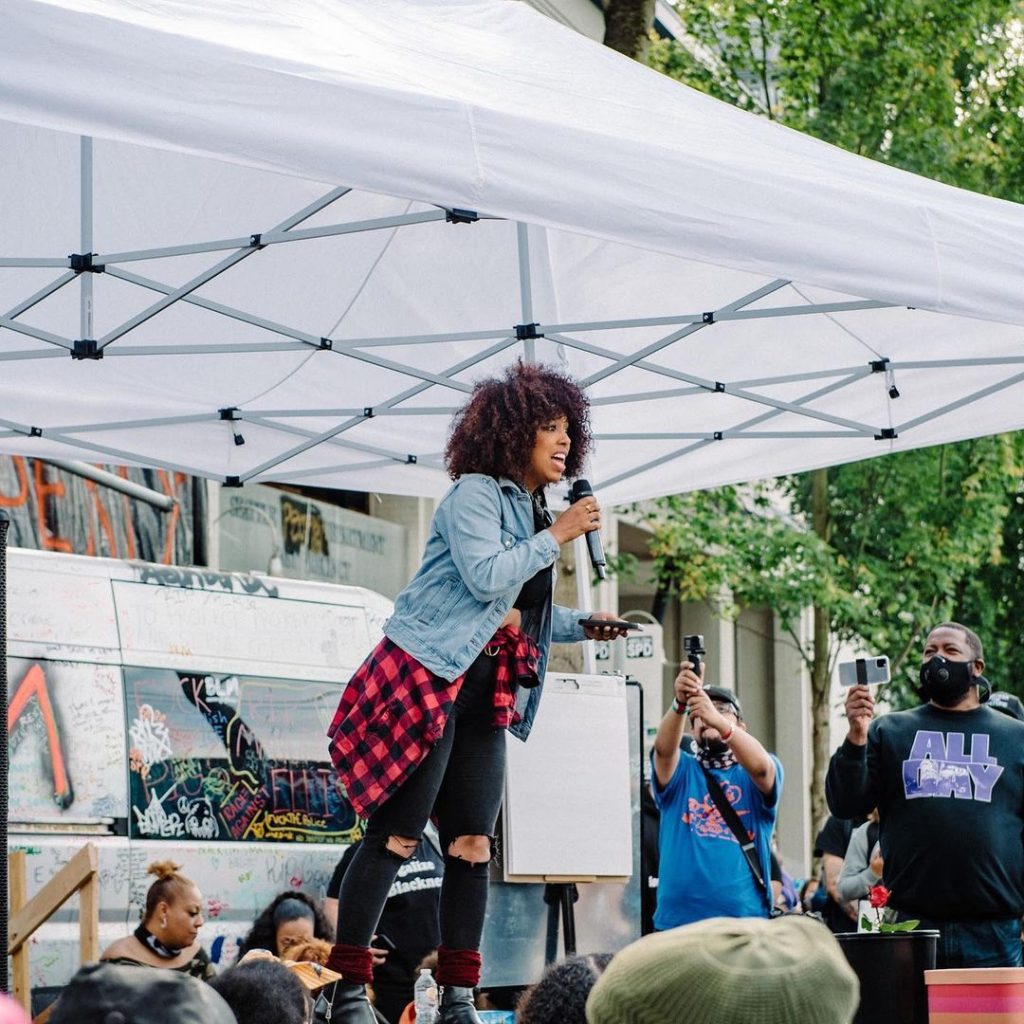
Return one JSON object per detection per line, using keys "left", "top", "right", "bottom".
{"left": 125, "top": 669, "right": 361, "bottom": 844}
{"left": 8, "top": 657, "right": 128, "bottom": 823}
{"left": 0, "top": 456, "right": 194, "bottom": 564}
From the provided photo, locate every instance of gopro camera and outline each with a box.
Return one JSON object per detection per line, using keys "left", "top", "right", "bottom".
{"left": 683, "top": 633, "right": 706, "bottom": 672}
{"left": 838, "top": 656, "right": 890, "bottom": 688}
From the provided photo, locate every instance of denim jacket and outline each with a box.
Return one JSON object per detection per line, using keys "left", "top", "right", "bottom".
{"left": 383, "top": 473, "right": 585, "bottom": 740}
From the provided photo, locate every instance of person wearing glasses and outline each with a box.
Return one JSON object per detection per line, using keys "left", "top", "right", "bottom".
{"left": 651, "top": 661, "right": 782, "bottom": 928}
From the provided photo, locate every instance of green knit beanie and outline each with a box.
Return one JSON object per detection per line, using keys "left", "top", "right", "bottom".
{"left": 586, "top": 916, "right": 859, "bottom": 1024}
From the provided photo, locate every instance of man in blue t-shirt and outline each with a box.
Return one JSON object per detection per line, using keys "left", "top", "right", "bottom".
{"left": 652, "top": 660, "right": 783, "bottom": 930}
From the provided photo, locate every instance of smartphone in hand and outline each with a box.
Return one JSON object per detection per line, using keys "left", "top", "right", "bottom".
{"left": 578, "top": 617, "right": 642, "bottom": 631}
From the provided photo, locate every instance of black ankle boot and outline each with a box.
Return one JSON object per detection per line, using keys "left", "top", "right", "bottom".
{"left": 322, "top": 981, "right": 377, "bottom": 1024}
{"left": 438, "top": 986, "right": 482, "bottom": 1024}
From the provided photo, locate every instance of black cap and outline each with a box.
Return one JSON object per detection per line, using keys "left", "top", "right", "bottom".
{"left": 49, "top": 964, "right": 236, "bottom": 1024}
{"left": 703, "top": 685, "right": 743, "bottom": 720}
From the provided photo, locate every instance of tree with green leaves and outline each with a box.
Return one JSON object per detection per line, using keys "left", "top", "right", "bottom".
{"left": 632, "top": 0, "right": 1024, "bottom": 836}
{"left": 650, "top": 1, "right": 1024, "bottom": 200}
{"left": 603, "top": 0, "right": 657, "bottom": 60}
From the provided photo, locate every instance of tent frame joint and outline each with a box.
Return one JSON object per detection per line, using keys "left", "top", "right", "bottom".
{"left": 68, "top": 252, "right": 104, "bottom": 274}
{"left": 702, "top": 311, "right": 715, "bottom": 324}
{"left": 71, "top": 339, "right": 102, "bottom": 360}
{"left": 445, "top": 208, "right": 479, "bottom": 224}
{"left": 319, "top": 337, "right": 333, "bottom": 351}
{"left": 219, "top": 408, "right": 245, "bottom": 446}
{"left": 874, "top": 427, "right": 897, "bottom": 440}
{"left": 223, "top": 475, "right": 243, "bottom": 488}
{"left": 515, "top": 322, "right": 543, "bottom": 340}
{"left": 870, "top": 357, "right": 900, "bottom": 397}
{"left": 249, "top": 233, "right": 265, "bottom": 250}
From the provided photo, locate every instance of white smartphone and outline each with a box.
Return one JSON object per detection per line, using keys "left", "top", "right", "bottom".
{"left": 838, "top": 656, "right": 890, "bottom": 687}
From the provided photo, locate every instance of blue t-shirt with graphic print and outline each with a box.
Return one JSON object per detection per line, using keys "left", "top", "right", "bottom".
{"left": 652, "top": 748, "right": 783, "bottom": 930}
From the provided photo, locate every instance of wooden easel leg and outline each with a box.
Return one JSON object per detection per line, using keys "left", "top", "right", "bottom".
{"left": 9, "top": 850, "right": 30, "bottom": 1013}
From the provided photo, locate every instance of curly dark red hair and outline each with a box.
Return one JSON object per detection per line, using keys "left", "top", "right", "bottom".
{"left": 445, "top": 362, "right": 591, "bottom": 484}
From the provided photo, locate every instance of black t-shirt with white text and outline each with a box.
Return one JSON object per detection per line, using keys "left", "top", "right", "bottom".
{"left": 827, "top": 703, "right": 1024, "bottom": 920}
{"left": 328, "top": 837, "right": 443, "bottom": 976}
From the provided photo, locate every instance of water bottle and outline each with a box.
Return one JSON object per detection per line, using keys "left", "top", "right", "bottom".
{"left": 414, "top": 968, "right": 439, "bottom": 1024}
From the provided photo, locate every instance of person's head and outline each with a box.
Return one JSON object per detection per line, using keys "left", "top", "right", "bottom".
{"left": 272, "top": 897, "right": 316, "bottom": 954}
{"left": 799, "top": 876, "right": 820, "bottom": 909}
{"left": 920, "top": 622, "right": 985, "bottom": 708}
{"left": 49, "top": 963, "right": 235, "bottom": 1024}
{"left": 239, "top": 891, "right": 333, "bottom": 959}
{"left": 0, "top": 993, "right": 30, "bottom": 1024}
{"left": 517, "top": 953, "right": 612, "bottom": 1024}
{"left": 209, "top": 959, "right": 309, "bottom": 1024}
{"left": 279, "top": 934, "right": 332, "bottom": 965}
{"left": 586, "top": 916, "right": 858, "bottom": 1024}
{"left": 444, "top": 361, "right": 591, "bottom": 490}
{"left": 142, "top": 860, "right": 204, "bottom": 950}
{"left": 687, "top": 686, "right": 744, "bottom": 756}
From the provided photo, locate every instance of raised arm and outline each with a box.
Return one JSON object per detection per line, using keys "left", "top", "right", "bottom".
{"left": 825, "top": 684, "right": 878, "bottom": 820}
{"left": 653, "top": 662, "right": 702, "bottom": 788}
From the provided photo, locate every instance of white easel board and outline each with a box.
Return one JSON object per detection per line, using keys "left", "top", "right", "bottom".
{"left": 502, "top": 672, "right": 632, "bottom": 881}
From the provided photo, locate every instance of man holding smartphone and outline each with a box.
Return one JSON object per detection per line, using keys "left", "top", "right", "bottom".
{"left": 651, "top": 655, "right": 782, "bottom": 928}
{"left": 826, "top": 621, "right": 1024, "bottom": 968}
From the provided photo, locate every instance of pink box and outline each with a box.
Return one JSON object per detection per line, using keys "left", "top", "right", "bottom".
{"left": 926, "top": 967, "right": 1024, "bottom": 1023}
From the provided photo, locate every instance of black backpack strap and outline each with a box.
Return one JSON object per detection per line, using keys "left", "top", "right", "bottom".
{"left": 699, "top": 764, "right": 769, "bottom": 895}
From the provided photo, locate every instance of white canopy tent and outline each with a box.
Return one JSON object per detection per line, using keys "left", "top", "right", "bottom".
{"left": 2, "top": 0, "right": 1024, "bottom": 505}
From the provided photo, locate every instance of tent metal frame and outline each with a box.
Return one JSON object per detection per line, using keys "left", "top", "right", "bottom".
{"left": 3, "top": 137, "right": 1023, "bottom": 490}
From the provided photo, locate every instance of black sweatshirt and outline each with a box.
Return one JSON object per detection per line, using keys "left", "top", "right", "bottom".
{"left": 826, "top": 703, "right": 1024, "bottom": 920}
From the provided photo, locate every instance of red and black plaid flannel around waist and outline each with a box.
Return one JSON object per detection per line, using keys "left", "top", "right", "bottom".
{"left": 327, "top": 626, "right": 539, "bottom": 818}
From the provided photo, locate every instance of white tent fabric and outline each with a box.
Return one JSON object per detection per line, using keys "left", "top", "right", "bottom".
{"left": 3, "top": 0, "right": 1024, "bottom": 503}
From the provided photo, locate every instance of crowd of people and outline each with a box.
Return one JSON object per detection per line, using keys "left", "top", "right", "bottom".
{"left": 35, "top": 362, "right": 1024, "bottom": 1022}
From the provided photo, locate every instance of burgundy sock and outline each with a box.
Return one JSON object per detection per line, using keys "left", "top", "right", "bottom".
{"left": 436, "top": 946, "right": 482, "bottom": 987}
{"left": 324, "top": 942, "right": 374, "bottom": 985}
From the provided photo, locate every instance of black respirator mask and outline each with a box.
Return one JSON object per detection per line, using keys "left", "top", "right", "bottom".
{"left": 918, "top": 655, "right": 984, "bottom": 707}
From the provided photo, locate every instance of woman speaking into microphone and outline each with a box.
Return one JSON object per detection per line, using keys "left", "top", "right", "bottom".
{"left": 324, "top": 361, "right": 627, "bottom": 1024}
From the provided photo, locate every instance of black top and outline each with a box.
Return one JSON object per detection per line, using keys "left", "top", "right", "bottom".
{"left": 813, "top": 814, "right": 858, "bottom": 933}
{"left": 814, "top": 813, "right": 854, "bottom": 859}
{"left": 514, "top": 564, "right": 553, "bottom": 610}
{"left": 328, "top": 837, "right": 442, "bottom": 975}
{"left": 514, "top": 493, "right": 553, "bottom": 610}
{"left": 826, "top": 702, "right": 1024, "bottom": 920}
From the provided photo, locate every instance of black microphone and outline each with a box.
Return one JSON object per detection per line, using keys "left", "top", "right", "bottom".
{"left": 569, "top": 478, "right": 607, "bottom": 580}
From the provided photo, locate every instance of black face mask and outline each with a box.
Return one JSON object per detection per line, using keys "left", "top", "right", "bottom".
{"left": 919, "top": 655, "right": 975, "bottom": 707}
{"left": 698, "top": 736, "right": 730, "bottom": 756}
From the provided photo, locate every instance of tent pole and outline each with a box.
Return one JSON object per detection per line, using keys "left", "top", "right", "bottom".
{"left": 516, "top": 223, "right": 536, "bottom": 362}
{"left": 80, "top": 137, "right": 94, "bottom": 343}
{"left": 0, "top": 510, "right": 9, "bottom": 993}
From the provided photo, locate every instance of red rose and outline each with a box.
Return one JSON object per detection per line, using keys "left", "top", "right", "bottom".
{"left": 868, "top": 885, "right": 890, "bottom": 909}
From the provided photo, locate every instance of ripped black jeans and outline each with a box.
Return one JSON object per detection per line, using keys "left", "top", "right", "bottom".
{"left": 335, "top": 651, "right": 507, "bottom": 951}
